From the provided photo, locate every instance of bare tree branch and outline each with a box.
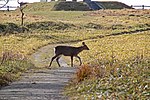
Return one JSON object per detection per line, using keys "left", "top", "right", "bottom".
{"left": 18, "top": 3, "right": 24, "bottom": 25}
{"left": 0, "top": 0, "right": 9, "bottom": 8}
{"left": 17, "top": 0, "right": 27, "bottom": 29}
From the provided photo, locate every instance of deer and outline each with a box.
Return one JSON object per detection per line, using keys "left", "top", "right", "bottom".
{"left": 49, "top": 42, "right": 89, "bottom": 68}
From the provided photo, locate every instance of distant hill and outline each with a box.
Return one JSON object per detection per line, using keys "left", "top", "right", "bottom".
{"left": 24, "top": 2, "right": 56, "bottom": 12}
{"left": 23, "top": 1, "right": 91, "bottom": 11}
{"left": 97, "top": 1, "right": 132, "bottom": 9}
{"left": 52, "top": 1, "right": 91, "bottom": 11}
{"left": 23, "top": 1, "right": 132, "bottom": 12}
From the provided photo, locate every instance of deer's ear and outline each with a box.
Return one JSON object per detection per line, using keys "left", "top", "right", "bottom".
{"left": 82, "top": 42, "right": 85, "bottom": 45}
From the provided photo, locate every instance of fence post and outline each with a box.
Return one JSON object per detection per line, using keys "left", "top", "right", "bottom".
{"left": 142, "top": 5, "right": 144, "bottom": 9}
{"left": 7, "top": 6, "right": 9, "bottom": 11}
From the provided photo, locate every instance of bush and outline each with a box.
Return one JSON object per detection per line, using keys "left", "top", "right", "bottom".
{"left": 0, "top": 23, "right": 28, "bottom": 35}
{"left": 76, "top": 65, "right": 92, "bottom": 82}
{"left": 26, "top": 21, "right": 76, "bottom": 31}
{"left": 75, "top": 65, "right": 107, "bottom": 83}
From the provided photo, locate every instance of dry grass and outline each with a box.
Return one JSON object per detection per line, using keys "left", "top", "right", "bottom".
{"left": 66, "top": 31, "right": 150, "bottom": 99}
{"left": 0, "top": 50, "right": 33, "bottom": 86}
{"left": 88, "top": 9, "right": 150, "bottom": 16}
{"left": 0, "top": 3, "right": 150, "bottom": 97}
{"left": 74, "top": 65, "right": 106, "bottom": 83}
{"left": 80, "top": 31, "right": 150, "bottom": 65}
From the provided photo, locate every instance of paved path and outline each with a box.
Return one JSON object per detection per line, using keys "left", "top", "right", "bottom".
{"left": 0, "top": 44, "right": 77, "bottom": 100}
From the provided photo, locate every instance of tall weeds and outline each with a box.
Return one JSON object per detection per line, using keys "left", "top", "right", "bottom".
{"left": 0, "top": 50, "right": 33, "bottom": 87}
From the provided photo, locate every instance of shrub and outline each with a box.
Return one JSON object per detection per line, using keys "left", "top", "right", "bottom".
{"left": 75, "top": 65, "right": 107, "bottom": 83}
{"left": 0, "top": 23, "right": 28, "bottom": 35}
{"left": 26, "top": 21, "right": 76, "bottom": 31}
{"left": 76, "top": 65, "right": 92, "bottom": 82}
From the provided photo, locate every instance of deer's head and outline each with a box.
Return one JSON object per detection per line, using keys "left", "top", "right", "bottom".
{"left": 82, "top": 42, "right": 89, "bottom": 50}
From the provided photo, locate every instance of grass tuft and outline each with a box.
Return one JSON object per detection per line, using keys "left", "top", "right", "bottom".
{"left": 76, "top": 65, "right": 92, "bottom": 82}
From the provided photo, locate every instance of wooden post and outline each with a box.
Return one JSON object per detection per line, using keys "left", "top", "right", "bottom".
{"left": 142, "top": 5, "right": 144, "bottom": 9}
{"left": 7, "top": 6, "right": 9, "bottom": 11}
{"left": 20, "top": 8, "right": 24, "bottom": 26}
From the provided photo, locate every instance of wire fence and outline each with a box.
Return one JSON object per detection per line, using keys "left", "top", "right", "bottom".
{"left": 131, "top": 5, "right": 150, "bottom": 9}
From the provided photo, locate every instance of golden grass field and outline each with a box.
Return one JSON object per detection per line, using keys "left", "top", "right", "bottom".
{"left": 0, "top": 2, "right": 150, "bottom": 99}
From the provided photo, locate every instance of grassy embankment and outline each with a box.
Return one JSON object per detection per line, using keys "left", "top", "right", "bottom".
{"left": 0, "top": 2, "right": 150, "bottom": 99}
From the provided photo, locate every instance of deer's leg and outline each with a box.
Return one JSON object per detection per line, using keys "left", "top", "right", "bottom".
{"left": 71, "top": 56, "right": 73, "bottom": 67}
{"left": 76, "top": 56, "right": 82, "bottom": 66}
{"left": 56, "top": 56, "right": 61, "bottom": 67}
{"left": 49, "top": 55, "right": 59, "bottom": 67}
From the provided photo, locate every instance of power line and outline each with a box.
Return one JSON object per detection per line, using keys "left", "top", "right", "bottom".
{"left": 0, "top": 0, "right": 9, "bottom": 8}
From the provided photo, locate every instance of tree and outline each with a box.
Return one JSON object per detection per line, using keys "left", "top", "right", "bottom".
{"left": 17, "top": 0, "right": 27, "bottom": 26}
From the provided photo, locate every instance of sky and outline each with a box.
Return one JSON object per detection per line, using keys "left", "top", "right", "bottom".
{"left": 100, "top": 0, "right": 150, "bottom": 6}
{"left": 19, "top": 0, "right": 150, "bottom": 6}
{"left": 0, "top": 0, "right": 150, "bottom": 9}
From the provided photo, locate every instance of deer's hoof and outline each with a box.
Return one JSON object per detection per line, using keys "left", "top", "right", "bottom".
{"left": 46, "top": 66, "right": 51, "bottom": 69}
{"left": 48, "top": 67, "right": 51, "bottom": 69}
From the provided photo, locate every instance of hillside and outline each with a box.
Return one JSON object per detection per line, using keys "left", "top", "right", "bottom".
{"left": 23, "top": 1, "right": 132, "bottom": 11}
{"left": 52, "top": 1, "right": 91, "bottom": 11}
{"left": 97, "top": 1, "right": 132, "bottom": 9}
{"left": 23, "top": 1, "right": 91, "bottom": 11}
